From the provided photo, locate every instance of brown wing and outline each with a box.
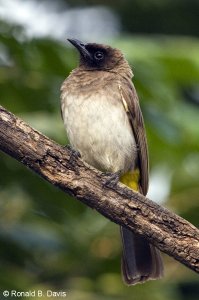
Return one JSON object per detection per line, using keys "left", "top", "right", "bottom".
{"left": 119, "top": 79, "right": 149, "bottom": 195}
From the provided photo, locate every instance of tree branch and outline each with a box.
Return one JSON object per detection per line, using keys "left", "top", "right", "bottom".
{"left": 0, "top": 105, "right": 199, "bottom": 273}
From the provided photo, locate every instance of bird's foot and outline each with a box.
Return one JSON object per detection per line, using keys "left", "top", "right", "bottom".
{"left": 63, "top": 145, "right": 81, "bottom": 168}
{"left": 63, "top": 144, "right": 81, "bottom": 158}
{"left": 103, "top": 170, "right": 122, "bottom": 188}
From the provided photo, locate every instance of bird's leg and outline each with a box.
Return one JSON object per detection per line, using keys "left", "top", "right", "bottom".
{"left": 63, "top": 144, "right": 81, "bottom": 166}
{"left": 103, "top": 170, "right": 122, "bottom": 188}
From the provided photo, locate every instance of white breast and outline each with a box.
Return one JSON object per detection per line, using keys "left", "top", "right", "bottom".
{"left": 61, "top": 92, "right": 137, "bottom": 173}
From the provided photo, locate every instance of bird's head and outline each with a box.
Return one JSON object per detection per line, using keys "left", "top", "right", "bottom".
{"left": 68, "top": 38, "right": 128, "bottom": 72}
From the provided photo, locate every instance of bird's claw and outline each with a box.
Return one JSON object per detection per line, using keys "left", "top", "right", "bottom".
{"left": 63, "top": 144, "right": 81, "bottom": 159}
{"left": 103, "top": 170, "right": 121, "bottom": 188}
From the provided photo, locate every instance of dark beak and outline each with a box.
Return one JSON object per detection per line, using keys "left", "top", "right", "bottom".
{"left": 67, "top": 38, "right": 92, "bottom": 60}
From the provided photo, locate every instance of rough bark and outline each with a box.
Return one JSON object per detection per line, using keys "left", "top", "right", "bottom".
{"left": 0, "top": 105, "right": 199, "bottom": 273}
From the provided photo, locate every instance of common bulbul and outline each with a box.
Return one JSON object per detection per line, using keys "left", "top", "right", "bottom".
{"left": 61, "top": 39, "right": 164, "bottom": 285}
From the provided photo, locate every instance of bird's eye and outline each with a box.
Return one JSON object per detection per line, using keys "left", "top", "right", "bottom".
{"left": 94, "top": 51, "right": 104, "bottom": 61}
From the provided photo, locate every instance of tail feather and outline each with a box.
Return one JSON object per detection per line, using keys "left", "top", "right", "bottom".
{"left": 120, "top": 169, "right": 163, "bottom": 285}
{"left": 121, "top": 226, "right": 164, "bottom": 285}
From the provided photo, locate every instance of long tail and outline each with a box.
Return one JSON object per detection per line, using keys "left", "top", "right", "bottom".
{"left": 120, "top": 227, "right": 163, "bottom": 285}
{"left": 120, "top": 170, "right": 164, "bottom": 285}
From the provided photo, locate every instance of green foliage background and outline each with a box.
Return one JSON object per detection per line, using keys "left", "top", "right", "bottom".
{"left": 0, "top": 1, "right": 199, "bottom": 299}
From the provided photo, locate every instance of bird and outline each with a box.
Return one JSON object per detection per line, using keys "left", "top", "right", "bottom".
{"left": 60, "top": 38, "right": 164, "bottom": 285}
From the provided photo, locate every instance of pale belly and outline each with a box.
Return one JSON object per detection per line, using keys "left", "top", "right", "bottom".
{"left": 61, "top": 94, "right": 137, "bottom": 173}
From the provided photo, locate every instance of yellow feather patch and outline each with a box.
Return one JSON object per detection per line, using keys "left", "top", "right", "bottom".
{"left": 120, "top": 169, "right": 140, "bottom": 191}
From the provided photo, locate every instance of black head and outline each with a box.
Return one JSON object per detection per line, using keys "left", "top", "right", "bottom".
{"left": 68, "top": 38, "right": 125, "bottom": 71}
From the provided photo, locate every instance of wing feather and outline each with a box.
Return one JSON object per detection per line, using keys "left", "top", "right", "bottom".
{"left": 120, "top": 79, "right": 149, "bottom": 195}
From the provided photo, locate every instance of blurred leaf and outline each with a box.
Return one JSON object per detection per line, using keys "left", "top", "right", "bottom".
{"left": 0, "top": 16, "right": 199, "bottom": 300}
